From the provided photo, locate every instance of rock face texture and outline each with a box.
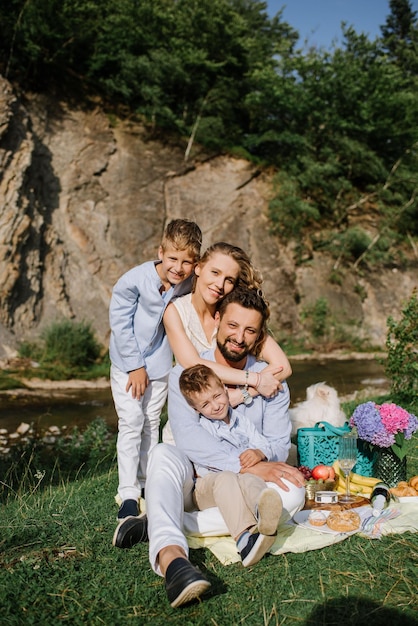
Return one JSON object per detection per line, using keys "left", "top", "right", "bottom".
{"left": 0, "top": 75, "right": 417, "bottom": 357}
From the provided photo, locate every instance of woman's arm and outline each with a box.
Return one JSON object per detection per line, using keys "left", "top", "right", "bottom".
{"left": 259, "top": 334, "right": 292, "bottom": 380}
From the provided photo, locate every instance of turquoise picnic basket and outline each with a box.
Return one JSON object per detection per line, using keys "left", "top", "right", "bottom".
{"left": 297, "top": 421, "right": 376, "bottom": 476}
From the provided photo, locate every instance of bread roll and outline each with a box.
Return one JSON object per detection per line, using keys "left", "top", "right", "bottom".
{"left": 326, "top": 510, "right": 360, "bottom": 532}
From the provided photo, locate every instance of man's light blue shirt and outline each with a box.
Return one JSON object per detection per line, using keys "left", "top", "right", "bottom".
{"left": 168, "top": 348, "right": 291, "bottom": 474}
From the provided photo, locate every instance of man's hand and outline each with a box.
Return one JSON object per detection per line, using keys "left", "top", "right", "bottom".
{"left": 239, "top": 448, "right": 266, "bottom": 469}
{"left": 241, "top": 461, "right": 305, "bottom": 491}
{"left": 126, "top": 367, "right": 149, "bottom": 399}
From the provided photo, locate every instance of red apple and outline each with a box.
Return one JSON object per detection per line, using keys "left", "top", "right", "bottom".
{"left": 311, "top": 465, "right": 336, "bottom": 480}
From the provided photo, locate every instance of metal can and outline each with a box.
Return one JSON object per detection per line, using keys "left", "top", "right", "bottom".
{"left": 315, "top": 491, "right": 339, "bottom": 504}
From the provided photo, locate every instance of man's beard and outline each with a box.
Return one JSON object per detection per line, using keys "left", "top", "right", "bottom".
{"left": 217, "top": 337, "right": 250, "bottom": 363}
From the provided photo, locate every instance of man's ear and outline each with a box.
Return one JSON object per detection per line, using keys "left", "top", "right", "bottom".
{"left": 214, "top": 311, "right": 220, "bottom": 326}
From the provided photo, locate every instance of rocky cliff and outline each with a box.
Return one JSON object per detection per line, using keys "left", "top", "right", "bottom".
{"left": 0, "top": 75, "right": 417, "bottom": 358}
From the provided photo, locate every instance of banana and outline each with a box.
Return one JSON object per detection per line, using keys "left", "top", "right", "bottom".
{"left": 359, "top": 485, "right": 373, "bottom": 495}
{"left": 350, "top": 472, "right": 381, "bottom": 487}
{"left": 332, "top": 460, "right": 381, "bottom": 489}
{"left": 336, "top": 480, "right": 363, "bottom": 495}
{"left": 332, "top": 460, "right": 340, "bottom": 474}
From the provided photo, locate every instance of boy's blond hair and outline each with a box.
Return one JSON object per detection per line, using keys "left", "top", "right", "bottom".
{"left": 179, "top": 364, "right": 222, "bottom": 407}
{"left": 161, "top": 219, "right": 202, "bottom": 260}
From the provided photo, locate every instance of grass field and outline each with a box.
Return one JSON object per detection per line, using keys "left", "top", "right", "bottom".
{"left": 1, "top": 434, "right": 417, "bottom": 624}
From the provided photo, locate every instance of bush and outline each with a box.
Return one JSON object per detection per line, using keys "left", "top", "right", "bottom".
{"left": 41, "top": 319, "right": 102, "bottom": 368}
{"left": 301, "top": 297, "right": 330, "bottom": 339}
{"left": 385, "top": 289, "right": 418, "bottom": 402}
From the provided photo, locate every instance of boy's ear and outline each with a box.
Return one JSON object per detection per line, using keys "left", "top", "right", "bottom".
{"left": 194, "top": 263, "right": 201, "bottom": 277}
{"left": 157, "top": 245, "right": 164, "bottom": 260}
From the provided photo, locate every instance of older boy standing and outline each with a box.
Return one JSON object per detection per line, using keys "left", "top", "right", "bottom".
{"left": 109, "top": 219, "right": 202, "bottom": 521}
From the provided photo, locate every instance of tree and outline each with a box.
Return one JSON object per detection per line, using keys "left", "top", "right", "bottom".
{"left": 385, "top": 289, "right": 418, "bottom": 402}
{"left": 380, "top": 0, "right": 418, "bottom": 74}
{"left": 268, "top": 23, "right": 418, "bottom": 256}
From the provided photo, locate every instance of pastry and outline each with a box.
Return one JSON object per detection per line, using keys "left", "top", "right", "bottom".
{"left": 390, "top": 485, "right": 417, "bottom": 497}
{"left": 326, "top": 510, "right": 361, "bottom": 532}
{"left": 409, "top": 475, "right": 418, "bottom": 490}
{"left": 308, "top": 510, "right": 327, "bottom": 526}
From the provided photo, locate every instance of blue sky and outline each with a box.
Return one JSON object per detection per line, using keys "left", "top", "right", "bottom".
{"left": 266, "top": 0, "right": 418, "bottom": 49}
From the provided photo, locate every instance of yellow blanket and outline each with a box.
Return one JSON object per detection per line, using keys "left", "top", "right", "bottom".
{"left": 186, "top": 501, "right": 418, "bottom": 565}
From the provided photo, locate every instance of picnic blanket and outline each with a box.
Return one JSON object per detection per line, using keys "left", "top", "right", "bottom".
{"left": 186, "top": 500, "right": 418, "bottom": 565}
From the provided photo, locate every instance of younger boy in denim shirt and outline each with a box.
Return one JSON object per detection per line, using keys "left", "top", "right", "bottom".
{"left": 179, "top": 364, "right": 282, "bottom": 567}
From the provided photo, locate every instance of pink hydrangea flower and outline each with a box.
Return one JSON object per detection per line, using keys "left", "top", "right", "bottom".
{"left": 379, "top": 403, "right": 411, "bottom": 434}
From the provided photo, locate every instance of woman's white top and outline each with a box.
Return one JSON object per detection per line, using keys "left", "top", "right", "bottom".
{"left": 172, "top": 293, "right": 217, "bottom": 356}
{"left": 163, "top": 293, "right": 217, "bottom": 444}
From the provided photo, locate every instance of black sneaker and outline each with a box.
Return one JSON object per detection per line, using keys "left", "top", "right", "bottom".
{"left": 165, "top": 558, "right": 211, "bottom": 608}
{"left": 112, "top": 514, "right": 148, "bottom": 549}
{"left": 117, "top": 499, "right": 139, "bottom": 520}
{"left": 240, "top": 532, "right": 276, "bottom": 567}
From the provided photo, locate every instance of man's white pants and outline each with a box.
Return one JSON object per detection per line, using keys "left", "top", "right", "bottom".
{"left": 147, "top": 443, "right": 306, "bottom": 575}
{"left": 111, "top": 365, "right": 168, "bottom": 501}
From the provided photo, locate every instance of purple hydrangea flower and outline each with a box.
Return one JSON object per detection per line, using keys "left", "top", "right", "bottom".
{"left": 404, "top": 413, "right": 418, "bottom": 440}
{"left": 350, "top": 402, "right": 385, "bottom": 445}
{"left": 350, "top": 401, "right": 417, "bottom": 451}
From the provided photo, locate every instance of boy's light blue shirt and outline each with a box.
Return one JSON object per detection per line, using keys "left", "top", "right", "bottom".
{"left": 109, "top": 261, "right": 193, "bottom": 380}
{"left": 194, "top": 407, "right": 274, "bottom": 476}
{"left": 168, "top": 348, "right": 292, "bottom": 474}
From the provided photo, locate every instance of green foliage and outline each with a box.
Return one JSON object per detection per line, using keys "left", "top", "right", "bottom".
{"left": 17, "top": 319, "right": 104, "bottom": 379}
{"left": 0, "top": 418, "right": 115, "bottom": 502}
{"left": 381, "top": 0, "right": 418, "bottom": 74}
{"left": 0, "top": 371, "right": 25, "bottom": 391}
{"left": 41, "top": 319, "right": 102, "bottom": 368}
{"left": 301, "top": 297, "right": 329, "bottom": 339}
{"left": 269, "top": 170, "right": 321, "bottom": 237}
{"left": 385, "top": 289, "right": 418, "bottom": 402}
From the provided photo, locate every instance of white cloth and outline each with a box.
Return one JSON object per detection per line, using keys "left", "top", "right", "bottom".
{"left": 111, "top": 365, "right": 168, "bottom": 501}
{"left": 147, "top": 443, "right": 305, "bottom": 575}
{"left": 172, "top": 293, "right": 217, "bottom": 356}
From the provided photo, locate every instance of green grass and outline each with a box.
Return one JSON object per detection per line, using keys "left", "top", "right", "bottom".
{"left": 1, "top": 432, "right": 417, "bottom": 625}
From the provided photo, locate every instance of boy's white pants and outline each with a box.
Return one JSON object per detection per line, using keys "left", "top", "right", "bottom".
{"left": 111, "top": 364, "right": 168, "bottom": 502}
{"left": 146, "top": 443, "right": 306, "bottom": 575}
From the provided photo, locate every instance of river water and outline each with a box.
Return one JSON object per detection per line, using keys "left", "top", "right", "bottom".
{"left": 0, "top": 358, "right": 388, "bottom": 434}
